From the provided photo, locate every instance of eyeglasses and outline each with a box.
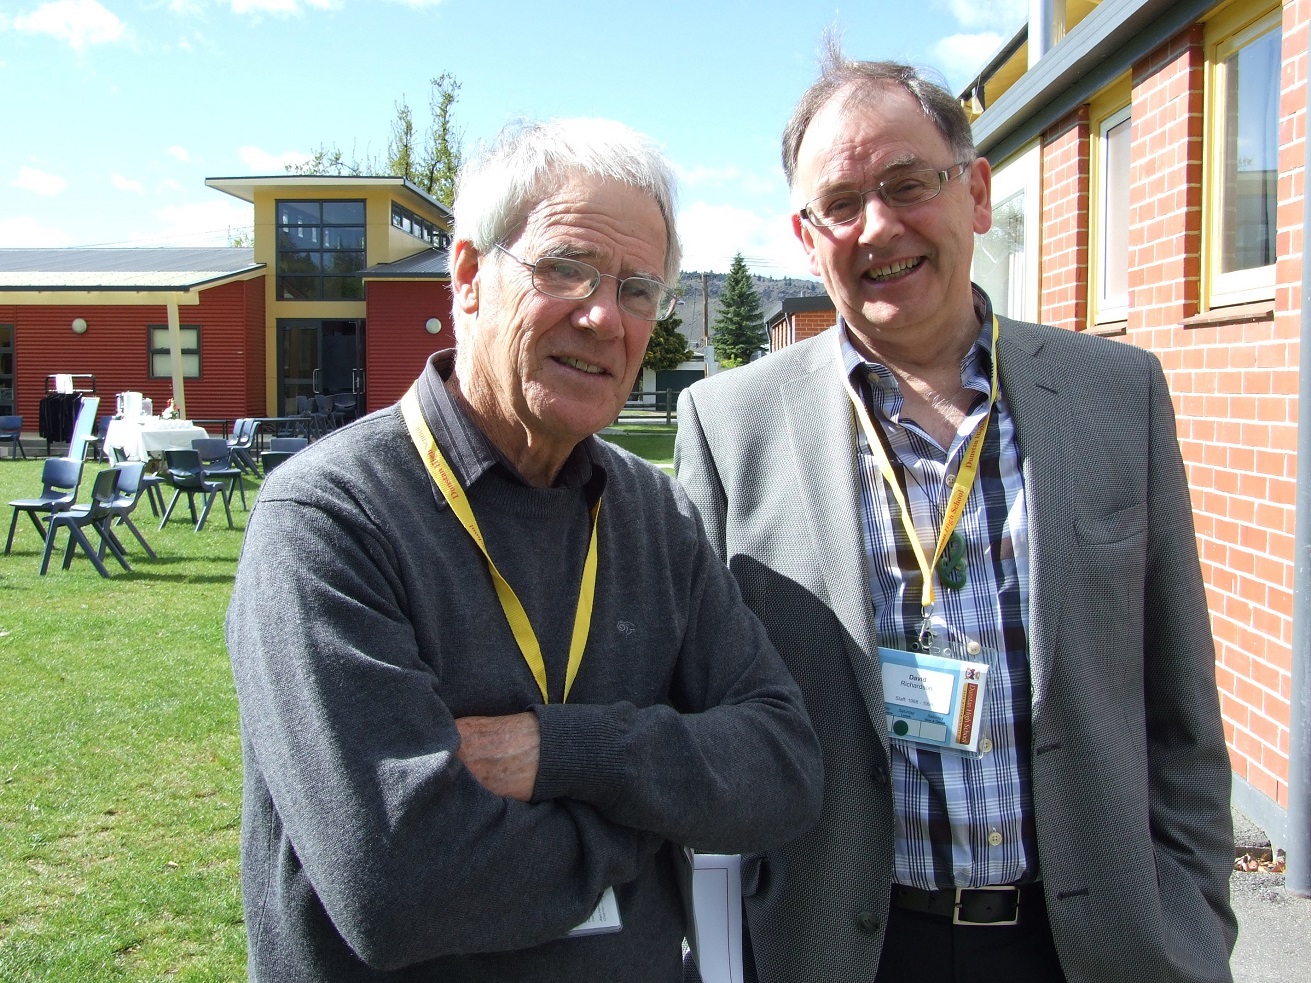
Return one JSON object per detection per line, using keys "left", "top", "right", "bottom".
{"left": 799, "top": 161, "right": 972, "bottom": 228}
{"left": 493, "top": 244, "right": 678, "bottom": 321}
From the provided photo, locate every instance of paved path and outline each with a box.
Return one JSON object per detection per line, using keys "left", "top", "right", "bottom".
{"left": 1229, "top": 810, "right": 1311, "bottom": 982}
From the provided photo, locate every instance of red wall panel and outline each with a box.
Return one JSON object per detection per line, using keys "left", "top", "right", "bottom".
{"left": 363, "top": 279, "right": 453, "bottom": 413}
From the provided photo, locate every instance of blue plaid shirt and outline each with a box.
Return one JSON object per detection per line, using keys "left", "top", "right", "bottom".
{"left": 841, "top": 289, "right": 1038, "bottom": 889}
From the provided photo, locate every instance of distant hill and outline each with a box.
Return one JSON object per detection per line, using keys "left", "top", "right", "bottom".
{"left": 672, "top": 271, "right": 829, "bottom": 347}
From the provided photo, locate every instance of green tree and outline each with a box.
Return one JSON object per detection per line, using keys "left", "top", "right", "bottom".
{"left": 643, "top": 313, "right": 693, "bottom": 374}
{"left": 290, "top": 74, "right": 463, "bottom": 205}
{"left": 709, "top": 254, "right": 768, "bottom": 368}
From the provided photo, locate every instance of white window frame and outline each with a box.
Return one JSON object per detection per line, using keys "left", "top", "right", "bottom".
{"left": 974, "top": 143, "right": 1041, "bottom": 323}
{"left": 1091, "top": 104, "right": 1132, "bottom": 325}
{"left": 1205, "top": 8, "right": 1280, "bottom": 308}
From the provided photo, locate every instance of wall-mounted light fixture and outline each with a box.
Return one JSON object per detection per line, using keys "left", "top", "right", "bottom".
{"left": 425, "top": 318, "right": 442, "bottom": 334}
{"left": 71, "top": 317, "right": 88, "bottom": 334}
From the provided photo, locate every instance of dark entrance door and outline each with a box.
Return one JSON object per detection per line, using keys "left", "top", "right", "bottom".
{"left": 277, "top": 318, "right": 366, "bottom": 416}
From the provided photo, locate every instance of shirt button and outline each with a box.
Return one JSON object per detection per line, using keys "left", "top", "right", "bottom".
{"left": 944, "top": 473, "right": 958, "bottom": 484}
{"left": 855, "top": 911, "right": 881, "bottom": 934}
{"left": 987, "top": 831, "right": 1004, "bottom": 847}
{"left": 979, "top": 737, "right": 994, "bottom": 754}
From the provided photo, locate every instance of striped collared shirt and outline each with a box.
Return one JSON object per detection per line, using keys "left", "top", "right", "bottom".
{"left": 840, "top": 290, "right": 1037, "bottom": 889}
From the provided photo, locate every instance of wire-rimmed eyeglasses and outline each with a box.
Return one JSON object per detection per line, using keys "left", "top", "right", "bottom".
{"left": 493, "top": 244, "right": 678, "bottom": 321}
{"left": 799, "top": 161, "right": 973, "bottom": 228}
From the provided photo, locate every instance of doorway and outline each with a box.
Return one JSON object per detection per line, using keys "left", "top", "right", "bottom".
{"left": 277, "top": 318, "right": 366, "bottom": 416}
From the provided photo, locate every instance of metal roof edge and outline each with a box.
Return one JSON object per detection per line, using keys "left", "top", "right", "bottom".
{"left": 972, "top": 0, "right": 1215, "bottom": 164}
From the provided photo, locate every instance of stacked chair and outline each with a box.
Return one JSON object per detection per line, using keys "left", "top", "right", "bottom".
{"left": 39, "top": 467, "right": 130, "bottom": 578}
{"left": 6, "top": 456, "right": 82, "bottom": 554}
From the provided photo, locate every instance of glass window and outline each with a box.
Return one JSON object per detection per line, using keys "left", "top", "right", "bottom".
{"left": 1094, "top": 105, "right": 1132, "bottom": 324}
{"left": 148, "top": 325, "right": 201, "bottom": 379}
{"left": 276, "top": 199, "right": 366, "bottom": 301}
{"left": 1208, "top": 10, "right": 1280, "bottom": 306}
{"left": 973, "top": 144, "right": 1040, "bottom": 322}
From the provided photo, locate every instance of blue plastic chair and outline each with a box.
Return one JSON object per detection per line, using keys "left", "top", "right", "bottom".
{"left": 106, "top": 462, "right": 158, "bottom": 559}
{"left": 40, "top": 467, "right": 130, "bottom": 578}
{"left": 0, "top": 415, "right": 25, "bottom": 459}
{"left": 5, "top": 456, "right": 83, "bottom": 554}
{"left": 160, "top": 449, "right": 232, "bottom": 532}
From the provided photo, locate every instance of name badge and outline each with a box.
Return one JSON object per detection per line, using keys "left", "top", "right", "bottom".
{"left": 880, "top": 645, "right": 990, "bottom": 755}
{"left": 567, "top": 887, "right": 622, "bottom": 937}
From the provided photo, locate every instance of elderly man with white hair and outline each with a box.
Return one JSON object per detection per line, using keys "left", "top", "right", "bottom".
{"left": 226, "top": 117, "right": 822, "bottom": 982}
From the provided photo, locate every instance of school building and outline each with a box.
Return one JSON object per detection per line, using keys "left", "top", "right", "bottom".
{"left": 0, "top": 174, "right": 455, "bottom": 428}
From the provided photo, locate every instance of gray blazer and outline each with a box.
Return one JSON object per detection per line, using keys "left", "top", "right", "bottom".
{"left": 675, "top": 318, "right": 1236, "bottom": 983}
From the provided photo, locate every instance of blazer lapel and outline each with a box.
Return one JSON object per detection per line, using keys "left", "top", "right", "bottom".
{"left": 781, "top": 334, "right": 890, "bottom": 747}
{"left": 996, "top": 319, "right": 1074, "bottom": 709}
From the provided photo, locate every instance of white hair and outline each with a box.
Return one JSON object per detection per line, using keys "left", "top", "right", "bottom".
{"left": 453, "top": 116, "right": 681, "bottom": 282}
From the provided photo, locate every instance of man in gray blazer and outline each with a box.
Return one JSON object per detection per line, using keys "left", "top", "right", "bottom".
{"left": 675, "top": 49, "right": 1236, "bottom": 983}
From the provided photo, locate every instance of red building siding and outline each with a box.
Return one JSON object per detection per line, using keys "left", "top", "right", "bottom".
{"left": 4, "top": 278, "right": 264, "bottom": 427}
{"left": 363, "top": 279, "right": 454, "bottom": 413}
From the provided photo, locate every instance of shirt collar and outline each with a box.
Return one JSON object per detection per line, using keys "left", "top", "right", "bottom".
{"left": 416, "top": 351, "right": 605, "bottom": 498}
{"left": 840, "top": 283, "right": 997, "bottom": 400}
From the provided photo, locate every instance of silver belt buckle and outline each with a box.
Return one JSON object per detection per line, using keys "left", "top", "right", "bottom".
{"left": 952, "top": 885, "right": 1020, "bottom": 926}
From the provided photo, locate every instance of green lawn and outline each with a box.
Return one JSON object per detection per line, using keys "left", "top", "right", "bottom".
{"left": 0, "top": 430, "right": 682, "bottom": 979}
{"left": 599, "top": 424, "right": 676, "bottom": 469}
{"left": 0, "top": 457, "right": 248, "bottom": 981}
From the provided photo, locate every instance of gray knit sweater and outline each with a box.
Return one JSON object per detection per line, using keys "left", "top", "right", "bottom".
{"left": 226, "top": 361, "right": 822, "bottom": 981}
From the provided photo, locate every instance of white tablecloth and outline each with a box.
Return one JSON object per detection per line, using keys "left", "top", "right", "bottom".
{"left": 105, "top": 418, "right": 209, "bottom": 462}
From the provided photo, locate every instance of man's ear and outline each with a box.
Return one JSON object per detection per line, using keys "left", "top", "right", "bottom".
{"left": 792, "top": 211, "right": 824, "bottom": 278}
{"left": 451, "top": 239, "right": 481, "bottom": 314}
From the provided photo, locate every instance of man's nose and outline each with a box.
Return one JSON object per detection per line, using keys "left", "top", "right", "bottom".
{"left": 574, "top": 278, "right": 625, "bottom": 338}
{"left": 857, "top": 192, "right": 904, "bottom": 247}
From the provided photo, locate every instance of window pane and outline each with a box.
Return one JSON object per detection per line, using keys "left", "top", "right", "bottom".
{"left": 1102, "top": 115, "right": 1131, "bottom": 306}
{"left": 278, "top": 201, "right": 320, "bottom": 226}
{"left": 182, "top": 354, "right": 201, "bottom": 378}
{"left": 324, "top": 251, "right": 365, "bottom": 275}
{"left": 324, "top": 276, "right": 365, "bottom": 300}
{"left": 1220, "top": 28, "right": 1278, "bottom": 274}
{"left": 973, "top": 190, "right": 1025, "bottom": 319}
{"left": 279, "top": 275, "right": 321, "bottom": 300}
{"left": 181, "top": 327, "right": 200, "bottom": 350}
{"left": 323, "top": 201, "right": 365, "bottom": 224}
{"left": 278, "top": 251, "right": 322, "bottom": 275}
{"left": 324, "top": 227, "right": 366, "bottom": 250}
{"left": 278, "top": 226, "right": 321, "bottom": 250}
{"left": 151, "top": 354, "right": 171, "bottom": 377}
{"left": 149, "top": 327, "right": 168, "bottom": 350}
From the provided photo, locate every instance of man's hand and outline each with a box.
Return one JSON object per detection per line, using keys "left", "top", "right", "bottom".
{"left": 454, "top": 712, "right": 541, "bottom": 802}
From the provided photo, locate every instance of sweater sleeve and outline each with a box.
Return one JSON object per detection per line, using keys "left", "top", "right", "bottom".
{"left": 530, "top": 461, "right": 823, "bottom": 855}
{"left": 227, "top": 493, "right": 662, "bottom": 972}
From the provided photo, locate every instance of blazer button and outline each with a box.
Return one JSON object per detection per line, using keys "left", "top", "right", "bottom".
{"left": 855, "top": 911, "right": 881, "bottom": 934}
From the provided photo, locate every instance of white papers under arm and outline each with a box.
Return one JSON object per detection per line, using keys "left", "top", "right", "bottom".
{"left": 690, "top": 853, "right": 743, "bottom": 983}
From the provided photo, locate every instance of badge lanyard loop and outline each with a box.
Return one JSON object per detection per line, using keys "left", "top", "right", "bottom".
{"left": 401, "top": 384, "right": 598, "bottom": 704}
{"left": 841, "top": 316, "right": 1001, "bottom": 645}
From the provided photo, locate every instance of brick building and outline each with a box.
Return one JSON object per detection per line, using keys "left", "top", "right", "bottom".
{"left": 960, "top": 0, "right": 1307, "bottom": 864}
{"left": 765, "top": 295, "right": 836, "bottom": 351}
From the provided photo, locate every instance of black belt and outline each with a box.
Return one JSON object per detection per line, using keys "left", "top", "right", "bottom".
{"left": 891, "top": 882, "right": 1042, "bottom": 926}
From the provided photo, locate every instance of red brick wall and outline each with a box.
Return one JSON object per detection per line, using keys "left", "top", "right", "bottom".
{"left": 793, "top": 309, "right": 834, "bottom": 342}
{"left": 1039, "top": 107, "right": 1090, "bottom": 329}
{"left": 1029, "top": 10, "right": 1303, "bottom": 811}
{"left": 363, "top": 279, "right": 454, "bottom": 413}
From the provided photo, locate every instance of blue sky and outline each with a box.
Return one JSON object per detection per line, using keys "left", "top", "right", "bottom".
{"left": 0, "top": 0, "right": 1027, "bottom": 278}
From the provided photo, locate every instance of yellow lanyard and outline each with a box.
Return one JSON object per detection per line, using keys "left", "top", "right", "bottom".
{"left": 400, "top": 384, "right": 599, "bottom": 704}
{"left": 841, "top": 315, "right": 1001, "bottom": 627}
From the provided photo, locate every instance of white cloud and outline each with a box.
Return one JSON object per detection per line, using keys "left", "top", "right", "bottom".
{"left": 11, "top": 166, "right": 67, "bottom": 196}
{"left": 239, "top": 144, "right": 310, "bottom": 172}
{"left": 934, "top": 33, "right": 1006, "bottom": 90}
{"left": 111, "top": 173, "right": 145, "bottom": 194}
{"left": 942, "top": 0, "right": 1027, "bottom": 32}
{"left": 381, "top": 0, "right": 445, "bottom": 6}
{"left": 155, "top": 178, "right": 185, "bottom": 193}
{"left": 124, "top": 199, "right": 255, "bottom": 247}
{"left": 167, "top": 145, "right": 191, "bottom": 162}
{"left": 228, "top": 0, "right": 339, "bottom": 14}
{"left": 12, "top": 0, "right": 127, "bottom": 51}
{"left": 677, "top": 201, "right": 813, "bottom": 279}
{"left": 0, "top": 215, "right": 74, "bottom": 247}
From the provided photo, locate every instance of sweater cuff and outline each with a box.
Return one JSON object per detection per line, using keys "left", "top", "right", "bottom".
{"left": 531, "top": 702, "right": 631, "bottom": 807}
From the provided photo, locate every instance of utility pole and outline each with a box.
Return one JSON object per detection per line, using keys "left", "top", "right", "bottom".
{"left": 700, "top": 271, "right": 710, "bottom": 347}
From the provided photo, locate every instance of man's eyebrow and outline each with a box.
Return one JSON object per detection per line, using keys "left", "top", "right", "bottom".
{"left": 541, "top": 242, "right": 666, "bottom": 282}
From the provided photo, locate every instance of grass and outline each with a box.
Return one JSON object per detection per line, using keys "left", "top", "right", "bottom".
{"left": 0, "top": 430, "right": 680, "bottom": 980}
{"left": 599, "top": 424, "right": 676, "bottom": 469}
{"left": 0, "top": 457, "right": 248, "bottom": 981}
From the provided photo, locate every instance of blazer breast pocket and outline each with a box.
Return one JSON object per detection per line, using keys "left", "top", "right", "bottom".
{"left": 1073, "top": 501, "right": 1147, "bottom": 546}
